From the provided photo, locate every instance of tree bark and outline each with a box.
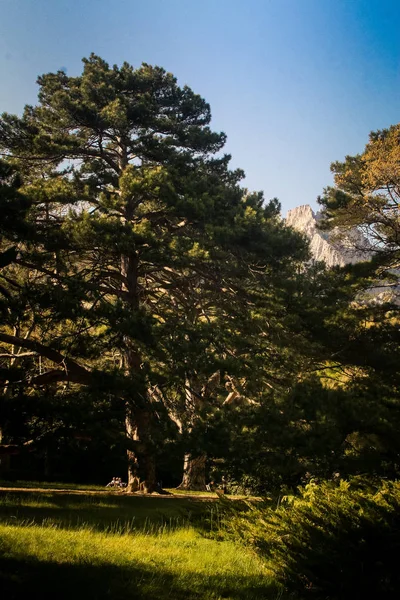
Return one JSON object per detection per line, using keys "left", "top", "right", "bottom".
{"left": 125, "top": 402, "right": 158, "bottom": 493}
{"left": 177, "top": 376, "right": 209, "bottom": 490}
{"left": 120, "top": 247, "right": 158, "bottom": 493}
{"left": 178, "top": 453, "right": 207, "bottom": 491}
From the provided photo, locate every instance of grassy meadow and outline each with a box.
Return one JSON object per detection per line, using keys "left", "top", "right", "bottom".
{"left": 0, "top": 483, "right": 282, "bottom": 600}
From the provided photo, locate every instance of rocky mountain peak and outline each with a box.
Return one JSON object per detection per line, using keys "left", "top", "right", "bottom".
{"left": 286, "top": 205, "right": 399, "bottom": 304}
{"left": 286, "top": 204, "right": 369, "bottom": 267}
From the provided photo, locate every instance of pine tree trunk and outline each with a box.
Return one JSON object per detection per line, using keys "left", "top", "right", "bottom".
{"left": 176, "top": 377, "right": 208, "bottom": 491}
{"left": 120, "top": 240, "right": 158, "bottom": 493}
{"left": 178, "top": 453, "right": 207, "bottom": 491}
{"left": 120, "top": 175, "right": 160, "bottom": 494}
{"left": 121, "top": 335, "right": 158, "bottom": 493}
{"left": 126, "top": 403, "right": 158, "bottom": 493}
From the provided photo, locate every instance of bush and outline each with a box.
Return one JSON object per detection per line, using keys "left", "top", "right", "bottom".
{"left": 227, "top": 479, "right": 400, "bottom": 599}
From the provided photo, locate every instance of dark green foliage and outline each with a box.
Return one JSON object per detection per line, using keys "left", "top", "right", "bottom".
{"left": 318, "top": 123, "right": 400, "bottom": 275}
{"left": 228, "top": 479, "right": 400, "bottom": 599}
{"left": 0, "top": 55, "right": 310, "bottom": 488}
{"left": 0, "top": 386, "right": 127, "bottom": 483}
{"left": 221, "top": 373, "right": 400, "bottom": 493}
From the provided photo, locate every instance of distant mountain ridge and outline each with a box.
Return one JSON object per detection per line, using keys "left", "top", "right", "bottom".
{"left": 286, "top": 204, "right": 399, "bottom": 304}
{"left": 286, "top": 204, "right": 370, "bottom": 267}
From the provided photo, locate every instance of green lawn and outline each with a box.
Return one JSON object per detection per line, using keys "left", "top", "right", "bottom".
{"left": 0, "top": 484, "right": 283, "bottom": 599}
{"left": 0, "top": 479, "right": 106, "bottom": 491}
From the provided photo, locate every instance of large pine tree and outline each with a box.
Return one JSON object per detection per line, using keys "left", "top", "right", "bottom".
{"left": 0, "top": 55, "right": 308, "bottom": 490}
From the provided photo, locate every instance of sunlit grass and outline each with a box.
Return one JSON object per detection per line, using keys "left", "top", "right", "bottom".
{"left": 0, "top": 522, "right": 268, "bottom": 575}
{"left": 0, "top": 490, "right": 212, "bottom": 536}
{"left": 166, "top": 487, "right": 218, "bottom": 496}
{"left": 0, "top": 484, "right": 287, "bottom": 598}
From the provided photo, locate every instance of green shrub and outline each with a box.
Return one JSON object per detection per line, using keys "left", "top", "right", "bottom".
{"left": 227, "top": 479, "right": 400, "bottom": 599}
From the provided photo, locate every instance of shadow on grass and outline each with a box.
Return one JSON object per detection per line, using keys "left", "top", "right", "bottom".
{"left": 0, "top": 480, "right": 104, "bottom": 491}
{"left": 0, "top": 554, "right": 280, "bottom": 600}
{"left": 0, "top": 490, "right": 217, "bottom": 533}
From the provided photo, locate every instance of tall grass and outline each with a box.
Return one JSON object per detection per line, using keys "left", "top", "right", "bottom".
{"left": 0, "top": 487, "right": 284, "bottom": 599}
{"left": 0, "top": 488, "right": 214, "bottom": 534}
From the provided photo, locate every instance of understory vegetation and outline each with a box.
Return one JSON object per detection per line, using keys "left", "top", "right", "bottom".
{"left": 224, "top": 478, "right": 400, "bottom": 599}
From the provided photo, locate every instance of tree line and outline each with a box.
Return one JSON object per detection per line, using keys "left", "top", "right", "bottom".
{"left": 0, "top": 55, "right": 399, "bottom": 492}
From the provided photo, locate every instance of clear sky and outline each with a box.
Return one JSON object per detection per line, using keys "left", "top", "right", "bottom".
{"left": 0, "top": 0, "right": 398, "bottom": 215}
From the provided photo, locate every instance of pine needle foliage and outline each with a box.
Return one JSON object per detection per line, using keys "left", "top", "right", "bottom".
{"left": 226, "top": 479, "right": 400, "bottom": 599}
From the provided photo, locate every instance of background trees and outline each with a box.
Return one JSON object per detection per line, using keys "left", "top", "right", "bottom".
{"left": 214, "top": 123, "right": 400, "bottom": 492}
{"left": 319, "top": 124, "right": 400, "bottom": 280}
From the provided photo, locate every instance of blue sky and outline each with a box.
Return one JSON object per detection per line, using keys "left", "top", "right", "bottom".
{"left": 0, "top": 0, "right": 398, "bottom": 214}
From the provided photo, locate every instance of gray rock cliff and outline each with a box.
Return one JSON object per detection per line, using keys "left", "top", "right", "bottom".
{"left": 286, "top": 205, "right": 399, "bottom": 303}
{"left": 286, "top": 204, "right": 370, "bottom": 267}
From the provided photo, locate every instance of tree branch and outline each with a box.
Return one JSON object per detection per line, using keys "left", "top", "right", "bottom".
{"left": 28, "top": 369, "right": 73, "bottom": 386}
{"left": 0, "top": 332, "right": 92, "bottom": 385}
{"left": 0, "top": 352, "right": 37, "bottom": 358}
